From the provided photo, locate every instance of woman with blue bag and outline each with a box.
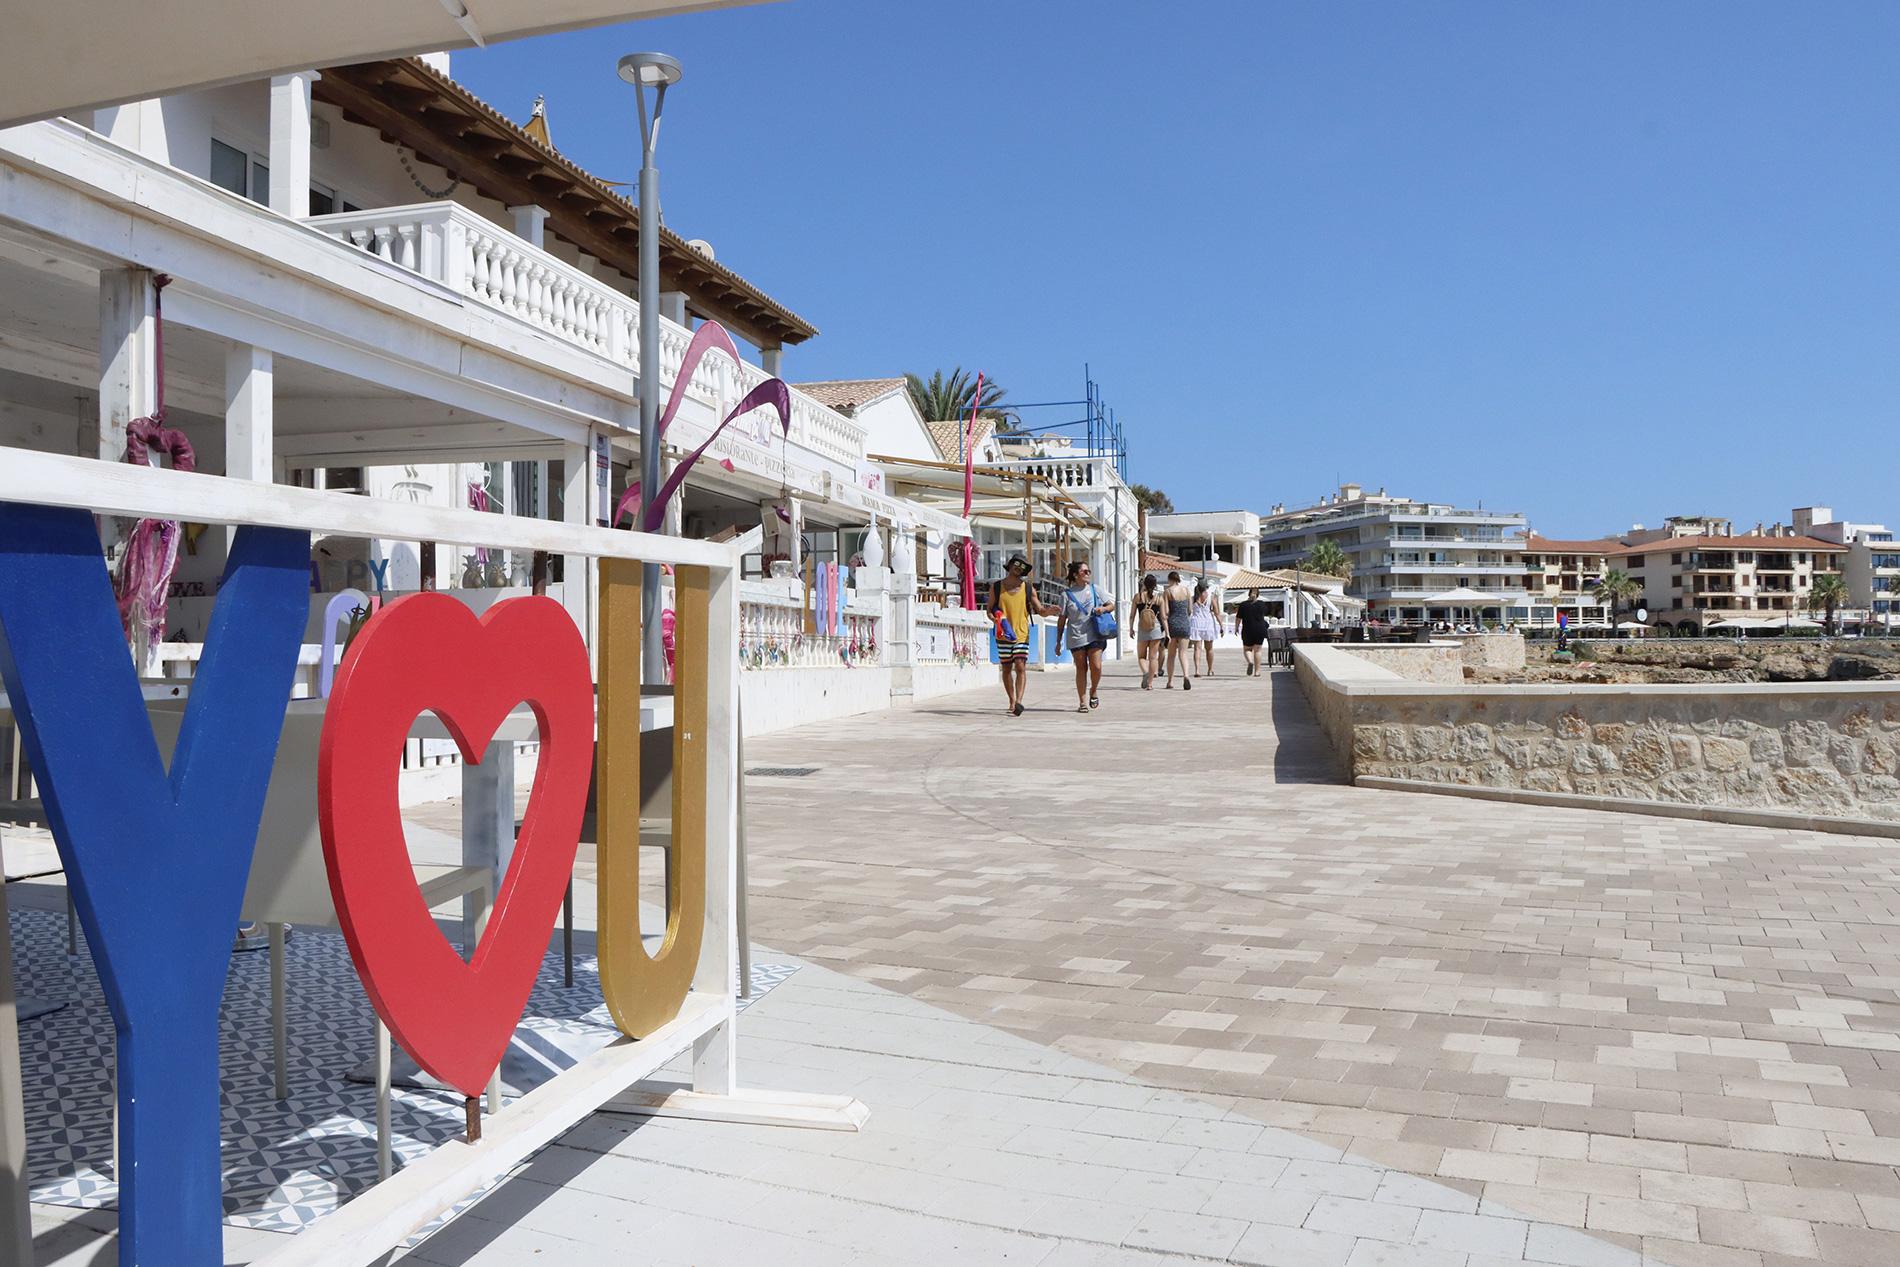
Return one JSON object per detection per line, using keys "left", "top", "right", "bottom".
{"left": 1060, "top": 560, "right": 1116, "bottom": 713}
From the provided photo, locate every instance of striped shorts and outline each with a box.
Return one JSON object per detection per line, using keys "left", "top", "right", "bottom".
{"left": 997, "top": 639, "right": 1029, "bottom": 663}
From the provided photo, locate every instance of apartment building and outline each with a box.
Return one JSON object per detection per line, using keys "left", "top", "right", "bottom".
{"left": 1518, "top": 538, "right": 1614, "bottom": 626}
{"left": 1577, "top": 515, "right": 1851, "bottom": 633}
{"left": 1792, "top": 507, "right": 1900, "bottom": 628}
{"left": 1259, "top": 484, "right": 1529, "bottom": 623}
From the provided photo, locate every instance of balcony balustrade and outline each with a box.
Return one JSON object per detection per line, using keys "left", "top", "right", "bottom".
{"left": 309, "top": 202, "right": 867, "bottom": 468}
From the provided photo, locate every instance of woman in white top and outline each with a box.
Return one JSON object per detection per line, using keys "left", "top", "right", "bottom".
{"left": 1190, "top": 581, "right": 1222, "bottom": 677}
{"left": 1060, "top": 560, "right": 1114, "bottom": 713}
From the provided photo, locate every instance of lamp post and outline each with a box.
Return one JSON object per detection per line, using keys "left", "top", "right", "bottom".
{"left": 618, "top": 51, "right": 682, "bottom": 685}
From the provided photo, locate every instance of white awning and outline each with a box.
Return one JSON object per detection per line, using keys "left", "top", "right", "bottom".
{"left": 1421, "top": 586, "right": 1512, "bottom": 605}
{"left": 3, "top": 0, "right": 768, "bottom": 128}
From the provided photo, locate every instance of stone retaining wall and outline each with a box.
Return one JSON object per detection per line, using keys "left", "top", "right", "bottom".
{"left": 1295, "top": 643, "right": 1900, "bottom": 821}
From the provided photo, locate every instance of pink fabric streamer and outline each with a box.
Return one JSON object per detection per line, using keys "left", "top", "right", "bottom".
{"left": 613, "top": 322, "right": 792, "bottom": 531}
{"left": 958, "top": 373, "right": 984, "bottom": 611}
{"left": 114, "top": 414, "right": 196, "bottom": 660}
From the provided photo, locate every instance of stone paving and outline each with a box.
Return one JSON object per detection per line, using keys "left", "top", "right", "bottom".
{"left": 24, "top": 657, "right": 1900, "bottom": 1264}
{"left": 726, "top": 659, "right": 1900, "bottom": 1266}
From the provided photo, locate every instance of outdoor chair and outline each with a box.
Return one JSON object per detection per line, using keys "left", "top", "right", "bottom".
{"left": 149, "top": 699, "right": 498, "bottom": 1183}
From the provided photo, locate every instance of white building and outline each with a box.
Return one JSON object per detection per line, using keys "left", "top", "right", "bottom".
{"left": 0, "top": 52, "right": 986, "bottom": 735}
{"left": 1260, "top": 484, "right": 1530, "bottom": 624}
{"left": 1792, "top": 507, "right": 1900, "bottom": 628}
{"left": 1146, "top": 510, "right": 1262, "bottom": 579}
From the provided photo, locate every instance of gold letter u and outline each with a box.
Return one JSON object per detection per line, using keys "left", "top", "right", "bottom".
{"left": 595, "top": 558, "right": 705, "bottom": 1036}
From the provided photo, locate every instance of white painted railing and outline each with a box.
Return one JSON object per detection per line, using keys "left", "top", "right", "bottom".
{"left": 738, "top": 580, "right": 882, "bottom": 669}
{"left": 308, "top": 202, "right": 868, "bottom": 467}
{"left": 912, "top": 605, "right": 987, "bottom": 665}
{"left": 994, "top": 456, "right": 1114, "bottom": 491}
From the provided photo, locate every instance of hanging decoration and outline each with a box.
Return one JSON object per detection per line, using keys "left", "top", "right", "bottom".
{"left": 396, "top": 145, "right": 461, "bottom": 199}
{"left": 612, "top": 321, "right": 790, "bottom": 532}
{"left": 957, "top": 371, "right": 984, "bottom": 611}
{"left": 111, "top": 275, "right": 198, "bottom": 668}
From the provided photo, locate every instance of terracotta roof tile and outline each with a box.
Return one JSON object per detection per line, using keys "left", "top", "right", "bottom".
{"left": 924, "top": 417, "right": 997, "bottom": 463}
{"left": 792, "top": 378, "right": 907, "bottom": 412}
{"left": 1621, "top": 534, "right": 1848, "bottom": 553}
{"left": 1523, "top": 535, "right": 1622, "bottom": 554}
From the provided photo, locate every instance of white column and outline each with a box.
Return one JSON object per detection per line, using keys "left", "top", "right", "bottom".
{"left": 509, "top": 204, "right": 549, "bottom": 248}
{"left": 96, "top": 269, "right": 159, "bottom": 463}
{"left": 562, "top": 442, "right": 594, "bottom": 667}
{"left": 659, "top": 469, "right": 683, "bottom": 536}
{"left": 224, "top": 345, "right": 273, "bottom": 481}
{"left": 658, "top": 292, "right": 688, "bottom": 324}
{"left": 224, "top": 344, "right": 273, "bottom": 560}
{"left": 760, "top": 345, "right": 783, "bottom": 377}
{"left": 761, "top": 496, "right": 802, "bottom": 571}
{"left": 96, "top": 100, "right": 169, "bottom": 162}
{"left": 268, "top": 72, "right": 317, "bottom": 217}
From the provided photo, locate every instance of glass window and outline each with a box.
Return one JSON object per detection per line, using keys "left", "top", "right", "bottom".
{"left": 308, "top": 186, "right": 335, "bottom": 216}
{"left": 249, "top": 160, "right": 269, "bottom": 205}
{"left": 209, "top": 139, "right": 248, "bottom": 196}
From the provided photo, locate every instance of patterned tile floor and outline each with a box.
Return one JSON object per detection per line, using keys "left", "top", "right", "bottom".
{"left": 9, "top": 896, "right": 793, "bottom": 1239}
{"left": 725, "top": 660, "right": 1900, "bottom": 1266}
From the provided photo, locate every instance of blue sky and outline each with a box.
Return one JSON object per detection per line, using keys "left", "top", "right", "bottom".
{"left": 456, "top": 1, "right": 1900, "bottom": 537}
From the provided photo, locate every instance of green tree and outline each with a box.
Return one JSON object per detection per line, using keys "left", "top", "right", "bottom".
{"left": 1591, "top": 568, "right": 1643, "bottom": 627}
{"left": 907, "top": 369, "right": 1006, "bottom": 422}
{"left": 1808, "top": 571, "right": 1850, "bottom": 635}
{"left": 1129, "top": 484, "right": 1174, "bottom": 515}
{"left": 1301, "top": 539, "right": 1353, "bottom": 580}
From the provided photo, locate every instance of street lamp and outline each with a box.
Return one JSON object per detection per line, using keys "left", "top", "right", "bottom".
{"left": 618, "top": 51, "right": 682, "bottom": 684}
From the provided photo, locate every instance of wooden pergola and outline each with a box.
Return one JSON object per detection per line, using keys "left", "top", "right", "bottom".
{"left": 869, "top": 453, "right": 1107, "bottom": 585}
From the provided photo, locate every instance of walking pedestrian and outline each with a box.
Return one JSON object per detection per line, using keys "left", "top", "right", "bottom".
{"left": 1163, "top": 570, "right": 1194, "bottom": 690}
{"left": 1191, "top": 582, "right": 1221, "bottom": 676}
{"left": 1235, "top": 587, "right": 1272, "bottom": 676}
{"left": 988, "top": 555, "right": 1051, "bottom": 716}
{"left": 1060, "top": 560, "right": 1114, "bottom": 713}
{"left": 1132, "top": 573, "right": 1167, "bottom": 688}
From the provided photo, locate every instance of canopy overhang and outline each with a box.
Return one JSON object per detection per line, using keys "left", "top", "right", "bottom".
{"left": 1421, "top": 586, "right": 1512, "bottom": 606}
{"left": 2, "top": 0, "right": 771, "bottom": 128}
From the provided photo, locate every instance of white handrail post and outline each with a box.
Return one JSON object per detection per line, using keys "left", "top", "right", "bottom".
{"left": 692, "top": 547, "right": 742, "bottom": 1096}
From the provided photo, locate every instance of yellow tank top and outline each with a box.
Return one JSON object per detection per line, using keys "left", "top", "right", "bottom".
{"left": 996, "top": 582, "right": 1029, "bottom": 637}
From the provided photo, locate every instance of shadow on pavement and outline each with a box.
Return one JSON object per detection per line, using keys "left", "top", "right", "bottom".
{"left": 1268, "top": 669, "right": 1344, "bottom": 785}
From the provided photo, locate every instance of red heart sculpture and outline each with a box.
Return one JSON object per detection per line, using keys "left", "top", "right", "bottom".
{"left": 318, "top": 593, "right": 593, "bottom": 1097}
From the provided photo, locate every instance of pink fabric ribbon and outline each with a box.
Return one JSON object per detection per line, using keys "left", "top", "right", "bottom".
{"left": 613, "top": 322, "right": 790, "bottom": 531}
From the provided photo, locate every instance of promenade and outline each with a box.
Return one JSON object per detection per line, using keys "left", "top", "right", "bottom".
{"left": 393, "top": 659, "right": 1900, "bottom": 1266}
{"left": 31, "top": 660, "right": 1900, "bottom": 1265}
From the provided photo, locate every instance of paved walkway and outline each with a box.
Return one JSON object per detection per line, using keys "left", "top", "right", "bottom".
{"left": 29, "top": 659, "right": 1900, "bottom": 1264}
{"left": 720, "top": 659, "right": 1900, "bottom": 1266}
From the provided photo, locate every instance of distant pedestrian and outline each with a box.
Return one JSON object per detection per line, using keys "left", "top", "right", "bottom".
{"left": 1191, "top": 582, "right": 1221, "bottom": 676}
{"left": 1133, "top": 573, "right": 1167, "bottom": 688}
{"left": 1163, "top": 571, "right": 1194, "bottom": 690}
{"left": 1060, "top": 560, "right": 1114, "bottom": 712}
{"left": 1236, "top": 588, "right": 1272, "bottom": 676}
{"left": 988, "top": 555, "right": 1051, "bottom": 716}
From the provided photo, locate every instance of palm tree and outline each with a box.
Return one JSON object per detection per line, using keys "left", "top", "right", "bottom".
{"left": 907, "top": 369, "right": 1006, "bottom": 422}
{"left": 1591, "top": 568, "right": 1642, "bottom": 627}
{"left": 1301, "top": 539, "right": 1353, "bottom": 580}
{"left": 1808, "top": 572, "right": 1850, "bottom": 635}
{"left": 1129, "top": 483, "right": 1174, "bottom": 515}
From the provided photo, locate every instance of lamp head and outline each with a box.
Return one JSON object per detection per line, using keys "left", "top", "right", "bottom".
{"left": 617, "top": 52, "right": 683, "bottom": 89}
